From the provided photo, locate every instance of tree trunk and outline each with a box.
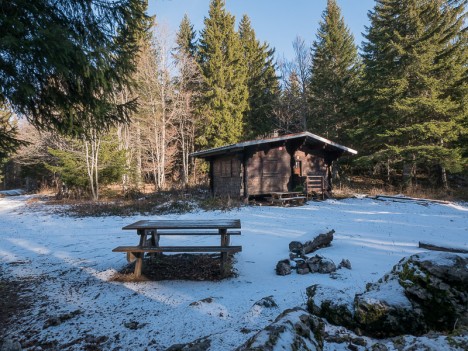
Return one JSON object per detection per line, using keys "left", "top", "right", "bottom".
{"left": 84, "top": 132, "right": 101, "bottom": 201}
{"left": 440, "top": 166, "right": 448, "bottom": 190}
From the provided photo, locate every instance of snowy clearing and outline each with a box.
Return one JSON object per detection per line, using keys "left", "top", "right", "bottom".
{"left": 0, "top": 196, "right": 467, "bottom": 350}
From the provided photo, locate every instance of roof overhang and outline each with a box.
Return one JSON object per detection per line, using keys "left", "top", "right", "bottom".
{"left": 190, "top": 132, "right": 358, "bottom": 159}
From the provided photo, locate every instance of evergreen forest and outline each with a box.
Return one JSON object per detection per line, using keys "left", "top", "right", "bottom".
{"left": 1, "top": 0, "right": 467, "bottom": 200}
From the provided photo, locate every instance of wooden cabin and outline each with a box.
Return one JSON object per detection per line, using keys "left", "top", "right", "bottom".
{"left": 191, "top": 132, "right": 357, "bottom": 199}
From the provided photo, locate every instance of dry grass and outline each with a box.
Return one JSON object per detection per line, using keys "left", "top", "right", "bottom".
{"left": 333, "top": 176, "right": 468, "bottom": 201}
{"left": 23, "top": 175, "right": 468, "bottom": 217}
{"left": 45, "top": 186, "right": 244, "bottom": 217}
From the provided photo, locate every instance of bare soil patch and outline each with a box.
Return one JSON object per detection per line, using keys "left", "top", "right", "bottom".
{"left": 0, "top": 266, "right": 36, "bottom": 339}
{"left": 111, "top": 253, "right": 238, "bottom": 282}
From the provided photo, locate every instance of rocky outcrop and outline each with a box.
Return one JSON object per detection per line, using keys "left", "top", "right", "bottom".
{"left": 356, "top": 251, "right": 468, "bottom": 336}
{"left": 354, "top": 274, "right": 425, "bottom": 337}
{"left": 306, "top": 285, "right": 356, "bottom": 329}
{"left": 166, "top": 337, "right": 211, "bottom": 351}
{"left": 236, "top": 307, "right": 325, "bottom": 351}
{"left": 308, "top": 252, "right": 468, "bottom": 338}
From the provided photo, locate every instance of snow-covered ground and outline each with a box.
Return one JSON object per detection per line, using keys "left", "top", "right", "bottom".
{"left": 0, "top": 195, "right": 467, "bottom": 350}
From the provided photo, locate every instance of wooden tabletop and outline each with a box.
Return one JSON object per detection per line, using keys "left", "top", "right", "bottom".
{"left": 122, "top": 219, "right": 241, "bottom": 230}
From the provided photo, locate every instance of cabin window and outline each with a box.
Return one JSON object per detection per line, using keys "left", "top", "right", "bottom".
{"left": 221, "top": 160, "right": 232, "bottom": 177}
{"left": 263, "top": 159, "right": 279, "bottom": 176}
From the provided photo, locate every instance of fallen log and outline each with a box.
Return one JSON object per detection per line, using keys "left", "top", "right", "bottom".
{"left": 419, "top": 241, "right": 468, "bottom": 254}
{"left": 302, "top": 230, "right": 335, "bottom": 254}
{"left": 372, "top": 195, "right": 450, "bottom": 205}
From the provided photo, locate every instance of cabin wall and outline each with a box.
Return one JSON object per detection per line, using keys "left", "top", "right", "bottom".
{"left": 247, "top": 146, "right": 291, "bottom": 195}
{"left": 208, "top": 143, "right": 337, "bottom": 197}
{"left": 293, "top": 150, "right": 327, "bottom": 177}
{"left": 292, "top": 148, "right": 330, "bottom": 191}
{"left": 212, "top": 155, "right": 243, "bottom": 197}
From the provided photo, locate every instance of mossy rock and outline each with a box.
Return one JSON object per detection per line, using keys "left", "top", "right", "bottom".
{"left": 396, "top": 253, "right": 468, "bottom": 332}
{"left": 355, "top": 252, "right": 468, "bottom": 337}
{"left": 306, "top": 285, "right": 356, "bottom": 329}
{"left": 236, "top": 307, "right": 324, "bottom": 351}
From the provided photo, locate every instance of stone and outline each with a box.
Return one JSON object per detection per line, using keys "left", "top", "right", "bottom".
{"left": 371, "top": 343, "right": 389, "bottom": 351}
{"left": 123, "top": 320, "right": 147, "bottom": 330}
{"left": 236, "top": 307, "right": 325, "bottom": 351}
{"left": 289, "top": 241, "right": 303, "bottom": 252}
{"left": 294, "top": 258, "right": 306, "bottom": 266}
{"left": 318, "top": 258, "right": 336, "bottom": 274}
{"left": 297, "top": 267, "right": 310, "bottom": 275}
{"left": 189, "top": 297, "right": 214, "bottom": 306}
{"left": 276, "top": 259, "right": 291, "bottom": 276}
{"left": 166, "top": 336, "right": 211, "bottom": 351}
{"left": 0, "top": 340, "right": 22, "bottom": 351}
{"left": 338, "top": 259, "right": 352, "bottom": 270}
{"left": 253, "top": 296, "right": 278, "bottom": 308}
{"left": 306, "top": 255, "right": 323, "bottom": 273}
{"left": 306, "top": 255, "right": 337, "bottom": 274}
{"left": 289, "top": 252, "right": 299, "bottom": 260}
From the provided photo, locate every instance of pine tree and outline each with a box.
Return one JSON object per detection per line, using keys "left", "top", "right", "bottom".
{"left": 360, "top": 0, "right": 467, "bottom": 187}
{"left": 0, "top": 0, "right": 149, "bottom": 141}
{"left": 175, "top": 14, "right": 197, "bottom": 58}
{"left": 173, "top": 15, "right": 203, "bottom": 185}
{"left": 239, "top": 15, "right": 279, "bottom": 139}
{"left": 308, "top": 0, "right": 361, "bottom": 143}
{"left": 197, "top": 0, "right": 248, "bottom": 148}
{"left": 274, "top": 71, "right": 306, "bottom": 133}
{"left": 0, "top": 104, "right": 26, "bottom": 161}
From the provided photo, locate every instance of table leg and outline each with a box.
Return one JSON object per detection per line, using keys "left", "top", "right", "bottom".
{"left": 220, "top": 228, "right": 229, "bottom": 275}
{"left": 134, "top": 253, "right": 143, "bottom": 277}
{"left": 135, "top": 229, "right": 147, "bottom": 275}
{"left": 127, "top": 252, "right": 136, "bottom": 263}
{"left": 150, "top": 230, "right": 159, "bottom": 246}
{"left": 149, "top": 230, "right": 160, "bottom": 257}
{"left": 138, "top": 229, "right": 146, "bottom": 246}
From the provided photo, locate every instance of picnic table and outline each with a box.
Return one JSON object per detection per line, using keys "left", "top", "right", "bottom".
{"left": 113, "top": 219, "right": 242, "bottom": 277}
{"left": 268, "top": 192, "right": 306, "bottom": 206}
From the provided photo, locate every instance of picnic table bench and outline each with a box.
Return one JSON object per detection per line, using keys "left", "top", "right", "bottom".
{"left": 113, "top": 219, "right": 242, "bottom": 277}
{"left": 268, "top": 192, "right": 307, "bottom": 206}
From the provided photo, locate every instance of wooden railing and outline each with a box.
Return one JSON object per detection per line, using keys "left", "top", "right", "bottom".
{"left": 305, "top": 175, "right": 326, "bottom": 200}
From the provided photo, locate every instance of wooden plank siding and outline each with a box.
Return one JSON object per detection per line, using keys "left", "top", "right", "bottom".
{"left": 212, "top": 155, "right": 243, "bottom": 197}
{"left": 209, "top": 145, "right": 331, "bottom": 198}
{"left": 192, "top": 132, "right": 357, "bottom": 198}
{"left": 247, "top": 146, "right": 291, "bottom": 195}
{"left": 294, "top": 150, "right": 327, "bottom": 178}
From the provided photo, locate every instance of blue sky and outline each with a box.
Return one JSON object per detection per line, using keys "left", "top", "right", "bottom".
{"left": 148, "top": 0, "right": 376, "bottom": 60}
